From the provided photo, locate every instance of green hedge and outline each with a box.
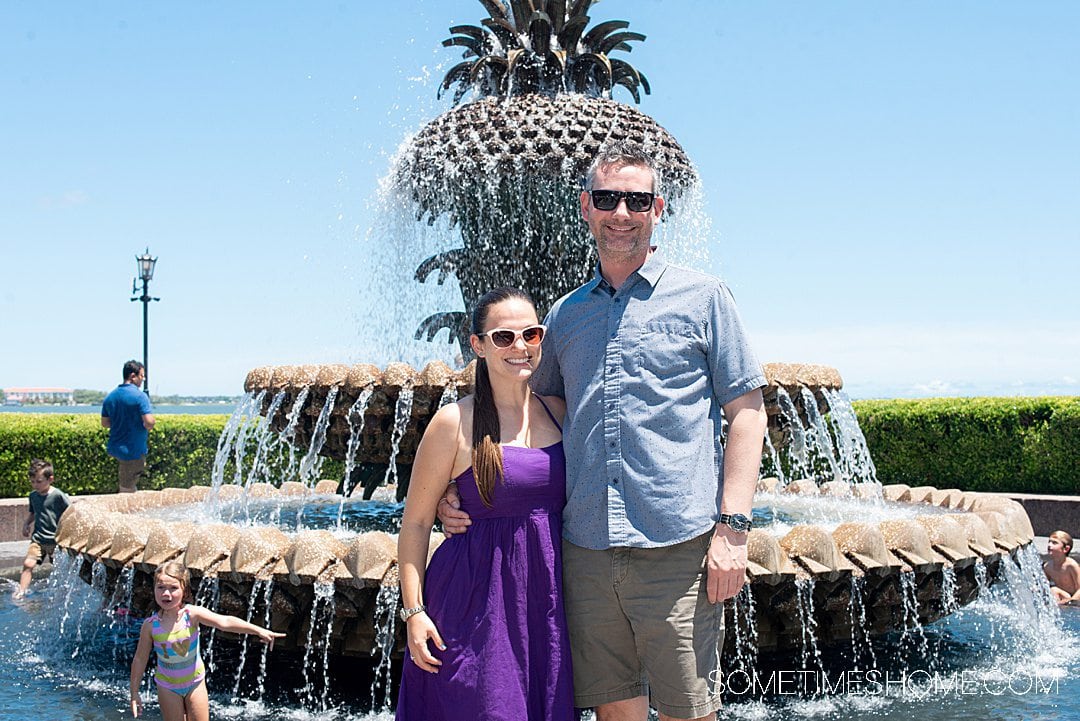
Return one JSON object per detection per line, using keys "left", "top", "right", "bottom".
{"left": 3, "top": 398, "right": 1077, "bottom": 497}
{"left": 852, "top": 397, "right": 1080, "bottom": 494}
{"left": 0, "top": 414, "right": 228, "bottom": 497}
{"left": 0, "top": 413, "right": 349, "bottom": 498}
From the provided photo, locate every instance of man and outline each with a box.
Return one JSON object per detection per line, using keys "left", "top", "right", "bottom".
{"left": 101, "top": 360, "right": 155, "bottom": 493}
{"left": 441, "top": 142, "right": 767, "bottom": 721}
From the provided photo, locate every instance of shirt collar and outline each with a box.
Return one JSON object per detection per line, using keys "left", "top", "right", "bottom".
{"left": 590, "top": 248, "right": 667, "bottom": 295}
{"left": 636, "top": 249, "right": 667, "bottom": 287}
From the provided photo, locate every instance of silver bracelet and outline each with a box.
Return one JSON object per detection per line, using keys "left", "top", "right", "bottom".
{"left": 400, "top": 604, "right": 427, "bottom": 621}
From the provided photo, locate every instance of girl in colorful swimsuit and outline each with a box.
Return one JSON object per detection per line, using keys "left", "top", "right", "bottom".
{"left": 129, "top": 561, "right": 285, "bottom": 720}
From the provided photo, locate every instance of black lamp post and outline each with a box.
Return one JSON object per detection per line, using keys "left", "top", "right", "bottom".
{"left": 130, "top": 249, "right": 159, "bottom": 395}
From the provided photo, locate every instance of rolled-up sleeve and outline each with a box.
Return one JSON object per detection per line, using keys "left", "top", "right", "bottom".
{"left": 706, "top": 283, "right": 766, "bottom": 407}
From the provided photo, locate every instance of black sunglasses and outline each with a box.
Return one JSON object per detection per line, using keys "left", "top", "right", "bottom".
{"left": 589, "top": 189, "right": 655, "bottom": 213}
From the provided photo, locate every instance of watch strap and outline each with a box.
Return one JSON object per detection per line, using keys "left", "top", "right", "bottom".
{"left": 719, "top": 513, "right": 752, "bottom": 533}
{"left": 400, "top": 604, "right": 427, "bottom": 621}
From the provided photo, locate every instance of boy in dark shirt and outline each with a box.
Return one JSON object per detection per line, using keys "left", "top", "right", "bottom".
{"left": 13, "top": 459, "right": 70, "bottom": 599}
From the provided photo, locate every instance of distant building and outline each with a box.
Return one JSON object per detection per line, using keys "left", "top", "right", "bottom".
{"left": 2, "top": 387, "right": 75, "bottom": 405}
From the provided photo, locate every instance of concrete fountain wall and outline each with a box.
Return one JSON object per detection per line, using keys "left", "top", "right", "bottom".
{"left": 52, "top": 362, "right": 1036, "bottom": 657}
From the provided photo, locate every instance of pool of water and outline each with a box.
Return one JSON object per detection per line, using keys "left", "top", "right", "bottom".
{"left": 1, "top": 549, "right": 1075, "bottom": 720}
{"left": 137, "top": 490, "right": 935, "bottom": 541}
{"left": 751, "top": 491, "right": 951, "bottom": 538}
{"left": 145, "top": 496, "right": 406, "bottom": 535}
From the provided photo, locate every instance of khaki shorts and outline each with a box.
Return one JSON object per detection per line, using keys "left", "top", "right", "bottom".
{"left": 562, "top": 530, "right": 724, "bottom": 718}
{"left": 27, "top": 541, "right": 56, "bottom": 565}
{"left": 118, "top": 457, "right": 146, "bottom": 492}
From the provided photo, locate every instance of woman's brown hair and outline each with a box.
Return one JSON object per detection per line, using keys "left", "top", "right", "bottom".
{"left": 471, "top": 287, "right": 537, "bottom": 507}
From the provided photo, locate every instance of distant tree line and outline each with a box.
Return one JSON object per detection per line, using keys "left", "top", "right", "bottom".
{"left": 73, "top": 389, "right": 106, "bottom": 405}
{"left": 67, "top": 389, "right": 238, "bottom": 406}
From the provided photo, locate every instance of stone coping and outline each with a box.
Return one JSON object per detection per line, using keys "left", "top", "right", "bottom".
{"left": 243, "top": 361, "right": 844, "bottom": 395}
{"left": 992, "top": 492, "right": 1080, "bottom": 538}
{"left": 52, "top": 482, "right": 435, "bottom": 589}
{"left": 50, "top": 480, "right": 1035, "bottom": 589}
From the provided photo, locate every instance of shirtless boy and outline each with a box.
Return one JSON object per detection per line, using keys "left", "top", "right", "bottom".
{"left": 1044, "top": 531, "right": 1080, "bottom": 606}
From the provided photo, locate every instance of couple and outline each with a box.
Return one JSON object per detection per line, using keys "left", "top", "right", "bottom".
{"left": 396, "top": 143, "right": 768, "bottom": 721}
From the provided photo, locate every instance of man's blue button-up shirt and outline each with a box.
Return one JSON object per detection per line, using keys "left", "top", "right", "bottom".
{"left": 531, "top": 252, "right": 765, "bottom": 549}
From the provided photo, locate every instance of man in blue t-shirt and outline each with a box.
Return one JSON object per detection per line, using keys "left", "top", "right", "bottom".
{"left": 101, "top": 359, "right": 156, "bottom": 493}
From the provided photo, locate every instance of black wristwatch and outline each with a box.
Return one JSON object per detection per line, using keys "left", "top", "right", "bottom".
{"left": 718, "top": 513, "right": 752, "bottom": 534}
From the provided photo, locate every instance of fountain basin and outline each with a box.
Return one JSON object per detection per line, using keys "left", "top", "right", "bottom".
{"left": 54, "top": 476, "right": 1035, "bottom": 657}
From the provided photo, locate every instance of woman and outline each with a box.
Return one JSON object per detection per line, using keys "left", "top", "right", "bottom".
{"left": 395, "top": 287, "right": 573, "bottom": 720}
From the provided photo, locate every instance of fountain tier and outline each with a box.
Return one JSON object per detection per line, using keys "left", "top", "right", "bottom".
{"left": 54, "top": 361, "right": 1037, "bottom": 658}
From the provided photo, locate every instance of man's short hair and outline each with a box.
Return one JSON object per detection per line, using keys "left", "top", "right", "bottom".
{"left": 29, "top": 459, "right": 54, "bottom": 481}
{"left": 583, "top": 141, "right": 663, "bottom": 196}
{"left": 123, "top": 360, "right": 144, "bottom": 381}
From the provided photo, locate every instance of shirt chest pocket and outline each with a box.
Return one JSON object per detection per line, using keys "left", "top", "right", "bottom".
{"left": 633, "top": 322, "right": 702, "bottom": 377}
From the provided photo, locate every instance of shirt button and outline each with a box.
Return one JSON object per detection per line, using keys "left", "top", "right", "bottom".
{"left": 612, "top": 479, "right": 618, "bottom": 484}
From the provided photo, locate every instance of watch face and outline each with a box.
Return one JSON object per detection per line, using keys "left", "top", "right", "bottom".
{"left": 724, "top": 513, "right": 751, "bottom": 532}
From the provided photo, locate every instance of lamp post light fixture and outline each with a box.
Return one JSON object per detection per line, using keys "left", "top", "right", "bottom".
{"left": 130, "top": 248, "right": 160, "bottom": 395}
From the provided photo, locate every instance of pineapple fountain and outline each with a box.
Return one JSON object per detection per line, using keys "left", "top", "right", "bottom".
{"left": 48, "top": 1, "right": 1052, "bottom": 714}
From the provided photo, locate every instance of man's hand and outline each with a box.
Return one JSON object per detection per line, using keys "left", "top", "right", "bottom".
{"left": 706, "top": 523, "right": 748, "bottom": 604}
{"left": 436, "top": 482, "right": 472, "bottom": 537}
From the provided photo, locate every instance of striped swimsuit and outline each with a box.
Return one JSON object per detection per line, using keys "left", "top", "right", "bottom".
{"left": 150, "top": 606, "right": 207, "bottom": 697}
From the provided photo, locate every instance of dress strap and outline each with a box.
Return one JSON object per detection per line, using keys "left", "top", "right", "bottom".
{"left": 532, "top": 393, "right": 562, "bottom": 433}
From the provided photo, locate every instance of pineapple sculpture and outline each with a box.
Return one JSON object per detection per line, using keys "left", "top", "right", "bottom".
{"left": 398, "top": 0, "right": 697, "bottom": 354}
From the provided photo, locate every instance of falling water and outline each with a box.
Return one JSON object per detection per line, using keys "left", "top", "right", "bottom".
{"left": 254, "top": 578, "right": 275, "bottom": 701}
{"left": 774, "top": 388, "right": 814, "bottom": 482}
{"left": 730, "top": 584, "right": 759, "bottom": 676}
{"left": 822, "top": 388, "right": 879, "bottom": 485}
{"left": 940, "top": 565, "right": 959, "bottom": 616}
{"left": 211, "top": 393, "right": 259, "bottom": 489}
{"left": 230, "top": 578, "right": 267, "bottom": 702}
{"left": 105, "top": 567, "right": 136, "bottom": 661}
{"left": 999, "top": 548, "right": 1060, "bottom": 626}
{"left": 301, "top": 581, "right": 337, "bottom": 710}
{"left": 437, "top": 383, "right": 458, "bottom": 408}
{"left": 341, "top": 388, "right": 374, "bottom": 510}
{"left": 898, "top": 570, "right": 929, "bottom": 660}
{"left": 370, "top": 580, "right": 401, "bottom": 710}
{"left": 299, "top": 385, "right": 340, "bottom": 486}
{"left": 279, "top": 387, "right": 312, "bottom": 480}
{"left": 795, "top": 578, "right": 824, "bottom": 674}
{"left": 244, "top": 390, "right": 288, "bottom": 489}
{"left": 974, "top": 558, "right": 987, "bottom": 593}
{"left": 847, "top": 573, "right": 876, "bottom": 671}
{"left": 799, "top": 386, "right": 838, "bottom": 481}
{"left": 365, "top": 122, "right": 711, "bottom": 372}
{"left": 56, "top": 553, "right": 82, "bottom": 638}
{"left": 230, "top": 391, "right": 267, "bottom": 488}
{"left": 760, "top": 432, "right": 787, "bottom": 486}
{"left": 383, "top": 386, "right": 415, "bottom": 486}
{"left": 69, "top": 560, "right": 110, "bottom": 659}
{"left": 194, "top": 576, "right": 222, "bottom": 672}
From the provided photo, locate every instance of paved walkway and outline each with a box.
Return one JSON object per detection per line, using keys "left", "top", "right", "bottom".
{"left": 0, "top": 540, "right": 29, "bottom": 580}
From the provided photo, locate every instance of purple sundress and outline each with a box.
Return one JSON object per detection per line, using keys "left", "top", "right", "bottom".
{"left": 395, "top": 430, "right": 574, "bottom": 720}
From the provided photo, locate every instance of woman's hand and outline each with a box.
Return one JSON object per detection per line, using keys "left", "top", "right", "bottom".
{"left": 406, "top": 612, "right": 446, "bottom": 673}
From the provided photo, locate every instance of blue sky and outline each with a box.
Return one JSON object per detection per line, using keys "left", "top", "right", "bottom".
{"left": 2, "top": 1, "right": 1077, "bottom": 399}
